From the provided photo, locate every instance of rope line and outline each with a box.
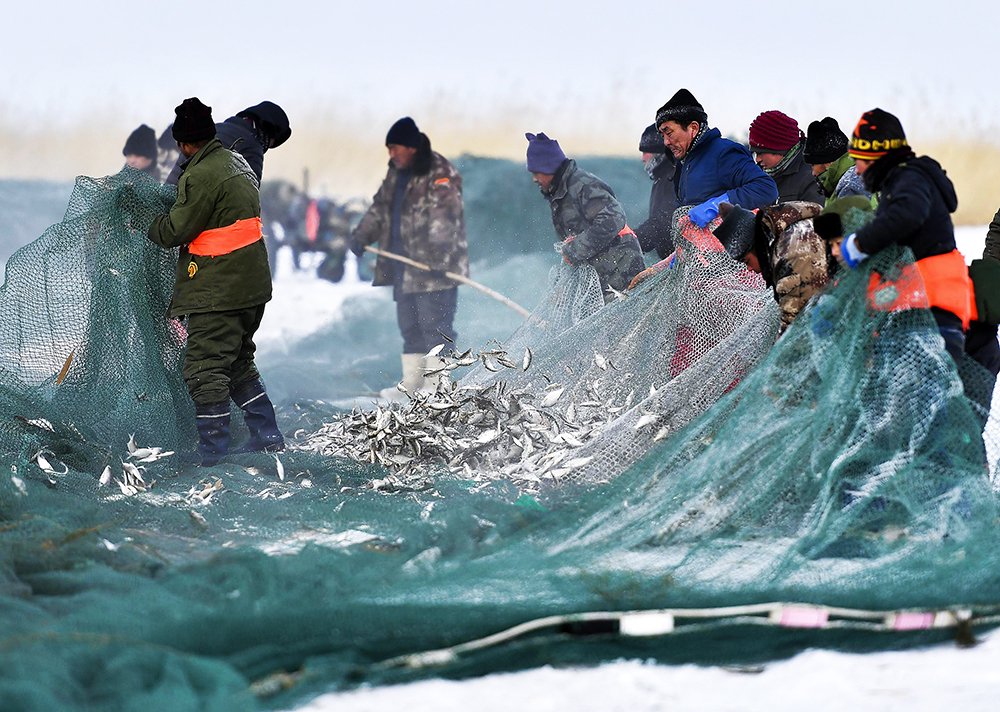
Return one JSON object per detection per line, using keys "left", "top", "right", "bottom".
{"left": 375, "top": 602, "right": 1000, "bottom": 670}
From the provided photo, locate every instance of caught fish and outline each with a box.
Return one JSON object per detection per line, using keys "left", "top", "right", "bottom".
{"left": 522, "top": 347, "right": 532, "bottom": 372}
{"left": 274, "top": 454, "right": 285, "bottom": 482}
{"left": 540, "top": 387, "right": 565, "bottom": 408}
{"left": 476, "top": 429, "right": 499, "bottom": 444}
{"left": 634, "top": 413, "right": 658, "bottom": 430}
{"left": 32, "top": 450, "right": 68, "bottom": 476}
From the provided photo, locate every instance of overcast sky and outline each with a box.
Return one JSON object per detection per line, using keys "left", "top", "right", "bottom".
{"left": 2, "top": 0, "right": 995, "bottom": 190}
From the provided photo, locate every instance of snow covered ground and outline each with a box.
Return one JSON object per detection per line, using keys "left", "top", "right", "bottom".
{"left": 262, "top": 227, "right": 1000, "bottom": 712}
{"left": 297, "top": 631, "right": 1000, "bottom": 712}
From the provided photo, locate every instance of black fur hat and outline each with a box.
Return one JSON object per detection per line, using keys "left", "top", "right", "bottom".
{"left": 713, "top": 203, "right": 758, "bottom": 259}
{"left": 655, "top": 88, "right": 707, "bottom": 127}
{"left": 803, "top": 117, "right": 849, "bottom": 165}
{"left": 639, "top": 123, "right": 666, "bottom": 154}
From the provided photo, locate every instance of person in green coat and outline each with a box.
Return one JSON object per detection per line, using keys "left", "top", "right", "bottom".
{"left": 802, "top": 117, "right": 872, "bottom": 207}
{"left": 147, "top": 97, "right": 283, "bottom": 466}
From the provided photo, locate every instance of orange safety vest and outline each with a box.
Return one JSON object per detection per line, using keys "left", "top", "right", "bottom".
{"left": 188, "top": 217, "right": 264, "bottom": 257}
{"left": 866, "top": 249, "right": 975, "bottom": 329}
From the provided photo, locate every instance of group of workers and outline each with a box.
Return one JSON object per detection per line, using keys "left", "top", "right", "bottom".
{"left": 135, "top": 87, "right": 1000, "bottom": 466}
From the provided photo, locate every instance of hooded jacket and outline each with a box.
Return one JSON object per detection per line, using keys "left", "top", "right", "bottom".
{"left": 854, "top": 154, "right": 958, "bottom": 260}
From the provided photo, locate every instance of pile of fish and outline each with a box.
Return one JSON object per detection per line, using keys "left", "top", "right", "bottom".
{"left": 298, "top": 344, "right": 663, "bottom": 495}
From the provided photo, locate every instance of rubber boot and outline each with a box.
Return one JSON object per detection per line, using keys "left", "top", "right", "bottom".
{"left": 231, "top": 378, "right": 285, "bottom": 453}
{"left": 418, "top": 355, "right": 447, "bottom": 394}
{"left": 379, "top": 353, "right": 425, "bottom": 401}
{"left": 196, "top": 400, "right": 231, "bottom": 466}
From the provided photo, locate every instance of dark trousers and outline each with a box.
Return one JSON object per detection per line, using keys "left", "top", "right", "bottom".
{"left": 183, "top": 305, "right": 265, "bottom": 405}
{"left": 931, "top": 307, "right": 966, "bottom": 363}
{"left": 395, "top": 288, "right": 457, "bottom": 353}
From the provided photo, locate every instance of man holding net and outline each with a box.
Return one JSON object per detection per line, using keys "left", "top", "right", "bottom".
{"left": 148, "top": 97, "right": 284, "bottom": 466}
{"left": 526, "top": 131, "right": 644, "bottom": 303}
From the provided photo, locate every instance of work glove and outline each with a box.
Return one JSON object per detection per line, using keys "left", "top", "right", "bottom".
{"left": 840, "top": 233, "right": 869, "bottom": 269}
{"left": 688, "top": 192, "right": 730, "bottom": 228}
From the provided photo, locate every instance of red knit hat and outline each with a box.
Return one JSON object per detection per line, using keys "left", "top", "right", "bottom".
{"left": 748, "top": 110, "right": 802, "bottom": 153}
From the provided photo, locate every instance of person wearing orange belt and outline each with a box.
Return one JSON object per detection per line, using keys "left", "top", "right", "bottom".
{"left": 525, "top": 131, "right": 645, "bottom": 303}
{"left": 148, "top": 97, "right": 283, "bottom": 466}
{"left": 834, "top": 108, "right": 971, "bottom": 361}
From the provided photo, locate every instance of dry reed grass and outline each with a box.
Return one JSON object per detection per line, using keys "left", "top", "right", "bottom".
{"left": 2, "top": 118, "right": 996, "bottom": 225}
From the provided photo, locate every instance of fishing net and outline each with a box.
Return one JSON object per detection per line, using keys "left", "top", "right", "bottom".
{"left": 302, "top": 208, "right": 781, "bottom": 491}
{"left": 1, "top": 172, "right": 1000, "bottom": 712}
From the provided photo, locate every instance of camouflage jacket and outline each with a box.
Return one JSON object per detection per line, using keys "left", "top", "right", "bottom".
{"left": 544, "top": 159, "right": 645, "bottom": 294}
{"left": 352, "top": 151, "right": 469, "bottom": 294}
{"left": 757, "top": 201, "right": 828, "bottom": 330}
{"left": 147, "top": 139, "right": 271, "bottom": 316}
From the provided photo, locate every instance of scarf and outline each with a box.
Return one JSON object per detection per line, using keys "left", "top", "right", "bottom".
{"left": 763, "top": 141, "right": 803, "bottom": 177}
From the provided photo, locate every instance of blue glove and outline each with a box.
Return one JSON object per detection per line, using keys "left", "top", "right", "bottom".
{"left": 840, "top": 233, "right": 869, "bottom": 269}
{"left": 688, "top": 193, "right": 730, "bottom": 228}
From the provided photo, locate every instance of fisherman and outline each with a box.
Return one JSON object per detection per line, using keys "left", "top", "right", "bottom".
{"left": 633, "top": 123, "right": 679, "bottom": 259}
{"left": 349, "top": 117, "right": 469, "bottom": 400}
{"left": 748, "top": 110, "right": 825, "bottom": 205}
{"left": 655, "top": 88, "right": 778, "bottom": 228}
{"left": 813, "top": 194, "right": 876, "bottom": 278}
{"left": 147, "top": 97, "right": 284, "bottom": 466}
{"left": 525, "top": 131, "right": 644, "bottom": 301}
{"left": 714, "top": 201, "right": 828, "bottom": 331}
{"left": 165, "top": 100, "right": 291, "bottom": 185}
{"left": 963, "top": 207, "right": 1000, "bottom": 379}
{"left": 824, "top": 108, "right": 972, "bottom": 361}
{"left": 802, "top": 116, "right": 871, "bottom": 206}
{"left": 121, "top": 124, "right": 159, "bottom": 179}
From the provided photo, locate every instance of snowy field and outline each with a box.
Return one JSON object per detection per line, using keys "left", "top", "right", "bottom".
{"left": 258, "top": 227, "right": 1000, "bottom": 712}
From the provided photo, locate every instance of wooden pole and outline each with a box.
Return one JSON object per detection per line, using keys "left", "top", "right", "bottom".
{"left": 363, "top": 245, "right": 531, "bottom": 319}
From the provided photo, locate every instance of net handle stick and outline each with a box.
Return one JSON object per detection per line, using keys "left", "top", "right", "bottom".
{"left": 363, "top": 245, "right": 531, "bottom": 318}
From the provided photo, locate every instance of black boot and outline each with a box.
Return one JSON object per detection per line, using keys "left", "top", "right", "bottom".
{"left": 231, "top": 378, "right": 285, "bottom": 453}
{"left": 195, "top": 400, "right": 231, "bottom": 466}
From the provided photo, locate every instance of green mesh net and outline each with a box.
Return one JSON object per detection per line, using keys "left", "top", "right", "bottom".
{"left": 1, "top": 173, "right": 1000, "bottom": 711}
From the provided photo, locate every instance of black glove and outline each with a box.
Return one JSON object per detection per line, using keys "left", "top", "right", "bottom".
{"left": 349, "top": 233, "right": 365, "bottom": 258}
{"left": 813, "top": 212, "right": 843, "bottom": 242}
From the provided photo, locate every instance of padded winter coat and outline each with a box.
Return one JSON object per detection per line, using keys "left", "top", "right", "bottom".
{"left": 544, "top": 159, "right": 645, "bottom": 294}
{"left": 674, "top": 128, "right": 778, "bottom": 209}
{"left": 352, "top": 149, "right": 469, "bottom": 294}
{"left": 854, "top": 156, "right": 957, "bottom": 260}
{"left": 148, "top": 139, "right": 271, "bottom": 316}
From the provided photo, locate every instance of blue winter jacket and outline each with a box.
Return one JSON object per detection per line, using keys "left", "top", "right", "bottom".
{"left": 674, "top": 128, "right": 778, "bottom": 209}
